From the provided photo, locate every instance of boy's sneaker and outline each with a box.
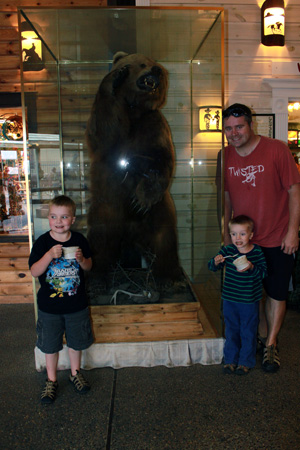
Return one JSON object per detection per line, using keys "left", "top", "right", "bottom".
{"left": 262, "top": 345, "right": 280, "bottom": 373}
{"left": 69, "top": 370, "right": 90, "bottom": 394}
{"left": 41, "top": 379, "right": 58, "bottom": 405}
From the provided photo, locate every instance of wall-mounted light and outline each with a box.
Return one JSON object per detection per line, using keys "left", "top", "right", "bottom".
{"left": 199, "top": 106, "right": 222, "bottom": 132}
{"left": 21, "top": 21, "right": 44, "bottom": 71}
{"left": 288, "top": 102, "right": 300, "bottom": 112}
{"left": 261, "top": 0, "right": 285, "bottom": 47}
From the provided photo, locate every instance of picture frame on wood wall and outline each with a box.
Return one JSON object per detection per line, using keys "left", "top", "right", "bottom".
{"left": 252, "top": 113, "right": 275, "bottom": 139}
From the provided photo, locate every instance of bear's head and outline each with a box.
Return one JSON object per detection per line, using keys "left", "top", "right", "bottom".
{"left": 111, "top": 52, "right": 168, "bottom": 111}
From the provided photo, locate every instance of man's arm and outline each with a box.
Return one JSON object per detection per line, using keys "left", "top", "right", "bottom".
{"left": 281, "top": 183, "right": 300, "bottom": 254}
{"left": 224, "top": 191, "right": 233, "bottom": 246}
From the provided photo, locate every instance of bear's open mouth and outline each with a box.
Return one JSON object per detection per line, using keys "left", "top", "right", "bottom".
{"left": 136, "top": 74, "right": 160, "bottom": 92}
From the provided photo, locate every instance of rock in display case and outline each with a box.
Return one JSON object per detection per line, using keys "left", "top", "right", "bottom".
{"left": 20, "top": 6, "right": 224, "bottom": 363}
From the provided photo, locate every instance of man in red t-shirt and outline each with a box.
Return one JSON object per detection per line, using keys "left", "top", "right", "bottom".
{"left": 223, "top": 103, "right": 300, "bottom": 373}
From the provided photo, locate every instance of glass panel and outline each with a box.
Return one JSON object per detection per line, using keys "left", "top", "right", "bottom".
{"left": 20, "top": 19, "right": 62, "bottom": 239}
{"left": 20, "top": 8, "right": 221, "bottom": 63}
{"left": 20, "top": 7, "right": 224, "bottom": 335}
{"left": 191, "top": 13, "right": 223, "bottom": 334}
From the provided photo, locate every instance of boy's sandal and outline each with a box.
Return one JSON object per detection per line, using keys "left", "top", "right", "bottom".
{"left": 223, "top": 363, "right": 236, "bottom": 374}
{"left": 236, "top": 365, "right": 250, "bottom": 375}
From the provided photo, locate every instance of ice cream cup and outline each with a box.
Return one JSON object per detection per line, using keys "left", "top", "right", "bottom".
{"left": 62, "top": 246, "right": 79, "bottom": 260}
{"left": 233, "top": 255, "right": 250, "bottom": 271}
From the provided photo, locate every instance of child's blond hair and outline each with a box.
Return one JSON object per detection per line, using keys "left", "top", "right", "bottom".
{"left": 49, "top": 195, "right": 76, "bottom": 216}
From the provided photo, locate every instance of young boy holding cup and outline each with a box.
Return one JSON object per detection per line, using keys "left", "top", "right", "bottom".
{"left": 29, "top": 195, "right": 93, "bottom": 404}
{"left": 208, "top": 215, "right": 267, "bottom": 375}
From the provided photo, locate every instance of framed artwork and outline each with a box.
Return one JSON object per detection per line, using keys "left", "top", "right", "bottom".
{"left": 252, "top": 113, "right": 275, "bottom": 138}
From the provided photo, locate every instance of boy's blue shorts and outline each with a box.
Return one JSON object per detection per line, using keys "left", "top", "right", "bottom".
{"left": 36, "top": 308, "right": 94, "bottom": 354}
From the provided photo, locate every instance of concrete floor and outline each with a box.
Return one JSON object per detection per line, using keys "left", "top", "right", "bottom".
{"left": 1, "top": 303, "right": 300, "bottom": 450}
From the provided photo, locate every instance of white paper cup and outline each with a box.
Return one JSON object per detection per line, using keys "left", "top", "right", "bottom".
{"left": 233, "top": 255, "right": 249, "bottom": 271}
{"left": 62, "top": 246, "right": 79, "bottom": 259}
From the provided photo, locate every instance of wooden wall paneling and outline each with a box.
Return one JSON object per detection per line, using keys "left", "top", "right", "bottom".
{"left": 0, "top": 11, "right": 18, "bottom": 27}
{"left": 0, "top": 1, "right": 107, "bottom": 10}
{"left": 0, "top": 242, "right": 30, "bottom": 256}
{"left": 0, "top": 269, "right": 32, "bottom": 283}
{"left": 0, "top": 41, "right": 19, "bottom": 56}
{"left": 152, "top": 0, "right": 300, "bottom": 113}
{"left": 0, "top": 243, "right": 33, "bottom": 303}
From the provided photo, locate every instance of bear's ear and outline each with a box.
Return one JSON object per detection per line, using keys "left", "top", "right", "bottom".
{"left": 113, "top": 51, "right": 129, "bottom": 66}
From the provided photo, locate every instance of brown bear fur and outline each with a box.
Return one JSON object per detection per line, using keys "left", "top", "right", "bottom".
{"left": 86, "top": 52, "right": 182, "bottom": 283}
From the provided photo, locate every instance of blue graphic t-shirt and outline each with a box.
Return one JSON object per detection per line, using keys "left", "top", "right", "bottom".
{"left": 46, "top": 257, "right": 81, "bottom": 298}
{"left": 29, "top": 231, "right": 91, "bottom": 314}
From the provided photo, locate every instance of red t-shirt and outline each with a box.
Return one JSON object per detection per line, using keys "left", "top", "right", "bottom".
{"left": 224, "top": 136, "right": 300, "bottom": 247}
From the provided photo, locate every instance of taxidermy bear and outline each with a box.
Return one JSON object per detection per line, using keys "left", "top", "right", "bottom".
{"left": 86, "top": 51, "right": 182, "bottom": 284}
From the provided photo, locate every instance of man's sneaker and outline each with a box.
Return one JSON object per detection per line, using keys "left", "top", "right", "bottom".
{"left": 69, "top": 370, "right": 90, "bottom": 394}
{"left": 262, "top": 345, "right": 280, "bottom": 373}
{"left": 41, "top": 379, "right": 58, "bottom": 404}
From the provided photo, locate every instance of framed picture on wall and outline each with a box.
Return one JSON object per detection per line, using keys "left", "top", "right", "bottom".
{"left": 252, "top": 113, "right": 275, "bottom": 138}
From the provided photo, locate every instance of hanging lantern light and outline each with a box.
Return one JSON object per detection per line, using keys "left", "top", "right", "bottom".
{"left": 261, "top": 0, "right": 285, "bottom": 47}
{"left": 21, "top": 21, "right": 44, "bottom": 71}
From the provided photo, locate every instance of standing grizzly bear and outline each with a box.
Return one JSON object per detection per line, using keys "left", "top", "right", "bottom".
{"left": 86, "top": 52, "right": 182, "bottom": 284}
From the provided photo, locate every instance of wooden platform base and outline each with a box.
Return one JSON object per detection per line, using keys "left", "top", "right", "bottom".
{"left": 90, "top": 300, "right": 217, "bottom": 343}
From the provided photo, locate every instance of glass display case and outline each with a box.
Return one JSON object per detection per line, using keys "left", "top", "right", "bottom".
{"left": 19, "top": 6, "right": 224, "bottom": 334}
{"left": 0, "top": 107, "right": 29, "bottom": 238}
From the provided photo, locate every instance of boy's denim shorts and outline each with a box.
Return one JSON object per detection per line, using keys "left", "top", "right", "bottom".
{"left": 36, "top": 308, "right": 94, "bottom": 354}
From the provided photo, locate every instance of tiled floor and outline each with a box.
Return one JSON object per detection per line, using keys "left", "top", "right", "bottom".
{"left": 1, "top": 303, "right": 300, "bottom": 450}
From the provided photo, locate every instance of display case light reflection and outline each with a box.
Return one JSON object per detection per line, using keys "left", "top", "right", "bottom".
{"left": 189, "top": 159, "right": 203, "bottom": 168}
{"left": 119, "top": 159, "right": 129, "bottom": 168}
